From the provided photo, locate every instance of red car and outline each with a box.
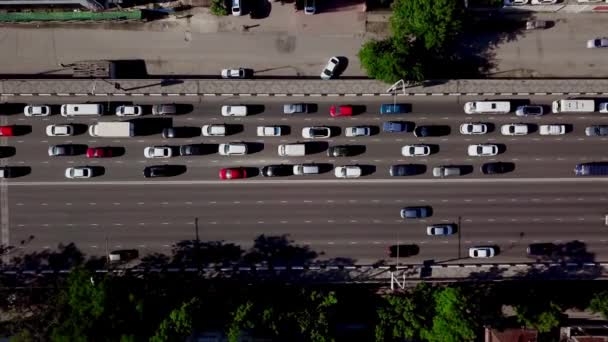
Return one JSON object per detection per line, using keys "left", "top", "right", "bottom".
{"left": 86, "top": 147, "right": 113, "bottom": 158}
{"left": 219, "top": 167, "right": 247, "bottom": 180}
{"left": 0, "top": 126, "right": 14, "bottom": 136}
{"left": 329, "top": 105, "right": 353, "bottom": 117}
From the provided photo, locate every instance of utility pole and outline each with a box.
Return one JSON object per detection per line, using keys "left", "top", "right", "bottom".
{"left": 386, "top": 79, "right": 406, "bottom": 106}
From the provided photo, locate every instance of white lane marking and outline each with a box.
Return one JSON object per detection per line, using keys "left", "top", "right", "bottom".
{"left": 113, "top": 202, "right": 120, "bottom": 205}
{"left": 89, "top": 203, "right": 96, "bottom": 205}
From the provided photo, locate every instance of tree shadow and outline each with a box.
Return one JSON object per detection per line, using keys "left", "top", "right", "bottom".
{"left": 242, "top": 234, "right": 318, "bottom": 266}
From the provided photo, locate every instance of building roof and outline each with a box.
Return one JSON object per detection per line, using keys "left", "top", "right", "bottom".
{"left": 485, "top": 327, "right": 538, "bottom": 342}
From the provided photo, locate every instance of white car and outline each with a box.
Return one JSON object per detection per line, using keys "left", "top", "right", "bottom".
{"left": 504, "top": 0, "right": 528, "bottom": 5}
{"left": 65, "top": 166, "right": 93, "bottom": 179}
{"left": 201, "top": 124, "right": 227, "bottom": 137}
{"left": 302, "top": 127, "right": 331, "bottom": 139}
{"left": 501, "top": 124, "right": 529, "bottom": 136}
{"left": 459, "top": 123, "right": 488, "bottom": 135}
{"left": 539, "top": 124, "right": 566, "bottom": 135}
{"left": 320, "top": 56, "right": 340, "bottom": 80}
{"left": 24, "top": 105, "right": 51, "bottom": 117}
{"left": 46, "top": 124, "right": 74, "bottom": 137}
{"left": 467, "top": 144, "right": 498, "bottom": 157}
{"left": 600, "top": 103, "right": 608, "bottom": 113}
{"left": 530, "top": 0, "right": 557, "bottom": 4}
{"left": 345, "top": 126, "right": 371, "bottom": 137}
{"left": 218, "top": 143, "right": 248, "bottom": 156}
{"left": 401, "top": 144, "right": 431, "bottom": 157}
{"left": 334, "top": 165, "right": 361, "bottom": 178}
{"left": 469, "top": 247, "right": 496, "bottom": 258}
{"left": 144, "top": 146, "right": 173, "bottom": 158}
{"left": 115, "top": 105, "right": 142, "bottom": 117}
{"left": 221, "top": 68, "right": 248, "bottom": 79}
{"left": 257, "top": 126, "right": 282, "bottom": 137}
{"left": 587, "top": 38, "right": 608, "bottom": 49}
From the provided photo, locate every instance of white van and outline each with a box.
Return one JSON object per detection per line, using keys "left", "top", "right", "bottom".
{"left": 278, "top": 144, "right": 306, "bottom": 157}
{"left": 539, "top": 124, "right": 566, "bottom": 135}
{"left": 221, "top": 105, "right": 247, "bottom": 117}
{"left": 60, "top": 104, "right": 103, "bottom": 117}
{"left": 293, "top": 164, "right": 320, "bottom": 175}
{"left": 551, "top": 99, "right": 595, "bottom": 113}
{"left": 463, "top": 101, "right": 510, "bottom": 114}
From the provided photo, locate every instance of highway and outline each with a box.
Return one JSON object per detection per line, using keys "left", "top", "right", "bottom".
{"left": 1, "top": 95, "right": 608, "bottom": 265}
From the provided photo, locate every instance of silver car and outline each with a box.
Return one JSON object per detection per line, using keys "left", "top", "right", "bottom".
{"left": 585, "top": 125, "right": 608, "bottom": 136}
{"left": 65, "top": 166, "right": 93, "bottom": 179}
{"left": 432, "top": 166, "right": 461, "bottom": 177}
{"left": 426, "top": 224, "right": 455, "bottom": 236}
{"left": 587, "top": 38, "right": 608, "bottom": 49}
{"left": 459, "top": 123, "right": 487, "bottom": 135}
{"left": 24, "top": 105, "right": 51, "bottom": 117}
{"left": 320, "top": 57, "right": 340, "bottom": 80}
{"left": 345, "top": 126, "right": 371, "bottom": 137}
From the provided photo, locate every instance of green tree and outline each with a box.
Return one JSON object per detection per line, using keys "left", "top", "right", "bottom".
{"left": 515, "top": 301, "right": 562, "bottom": 333}
{"left": 358, "top": 39, "right": 425, "bottom": 84}
{"left": 150, "top": 298, "right": 198, "bottom": 342}
{"left": 210, "top": 0, "right": 229, "bottom": 16}
{"left": 422, "top": 287, "right": 477, "bottom": 342}
{"left": 589, "top": 291, "right": 608, "bottom": 319}
{"left": 390, "top": 0, "right": 464, "bottom": 51}
{"left": 227, "top": 301, "right": 255, "bottom": 342}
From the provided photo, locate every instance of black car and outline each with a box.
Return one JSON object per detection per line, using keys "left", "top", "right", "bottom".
{"left": 413, "top": 125, "right": 448, "bottom": 137}
{"left": 481, "top": 162, "right": 512, "bottom": 175}
{"left": 0, "top": 166, "right": 15, "bottom": 178}
{"left": 327, "top": 145, "right": 356, "bottom": 157}
{"left": 388, "top": 244, "right": 419, "bottom": 257}
{"left": 180, "top": 144, "right": 206, "bottom": 156}
{"left": 260, "top": 165, "right": 292, "bottom": 177}
{"left": 162, "top": 127, "right": 198, "bottom": 139}
{"left": 527, "top": 243, "right": 558, "bottom": 258}
{"left": 143, "top": 165, "right": 174, "bottom": 178}
{"left": 390, "top": 164, "right": 423, "bottom": 176}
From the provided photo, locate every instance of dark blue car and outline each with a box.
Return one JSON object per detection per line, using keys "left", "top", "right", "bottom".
{"left": 380, "top": 103, "right": 409, "bottom": 114}
{"left": 383, "top": 121, "right": 413, "bottom": 133}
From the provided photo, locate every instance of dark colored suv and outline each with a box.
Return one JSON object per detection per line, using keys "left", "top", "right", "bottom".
{"left": 527, "top": 243, "right": 558, "bottom": 258}
{"left": 327, "top": 145, "right": 355, "bottom": 157}
{"left": 389, "top": 164, "right": 423, "bottom": 176}
{"left": 388, "top": 244, "right": 419, "bottom": 257}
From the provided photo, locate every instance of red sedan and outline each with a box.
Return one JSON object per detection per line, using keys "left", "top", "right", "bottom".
{"left": 0, "top": 126, "right": 14, "bottom": 136}
{"left": 86, "top": 147, "right": 113, "bottom": 158}
{"left": 329, "top": 105, "right": 353, "bottom": 117}
{"left": 219, "top": 167, "right": 247, "bottom": 180}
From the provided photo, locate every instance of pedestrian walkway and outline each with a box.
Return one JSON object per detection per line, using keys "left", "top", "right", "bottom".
{"left": 5, "top": 79, "right": 608, "bottom": 97}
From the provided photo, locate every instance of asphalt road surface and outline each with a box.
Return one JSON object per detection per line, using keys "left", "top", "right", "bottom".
{"left": 1, "top": 95, "right": 608, "bottom": 265}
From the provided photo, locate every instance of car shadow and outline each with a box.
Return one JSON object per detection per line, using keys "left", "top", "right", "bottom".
{"left": 226, "top": 124, "right": 244, "bottom": 135}
{"left": 174, "top": 104, "right": 194, "bottom": 115}
{"left": 1, "top": 103, "right": 26, "bottom": 115}
{"left": 11, "top": 125, "right": 31, "bottom": 136}
{"left": 278, "top": 125, "right": 291, "bottom": 135}
{"left": 328, "top": 126, "right": 342, "bottom": 137}
{"left": 246, "top": 142, "right": 264, "bottom": 154}
{"left": 0, "top": 146, "right": 16, "bottom": 158}
{"left": 108, "top": 147, "right": 126, "bottom": 157}
{"left": 131, "top": 118, "right": 173, "bottom": 136}
{"left": 368, "top": 126, "right": 380, "bottom": 136}
{"left": 4, "top": 166, "right": 31, "bottom": 178}
{"left": 564, "top": 124, "right": 574, "bottom": 134}
{"left": 168, "top": 126, "right": 201, "bottom": 138}
{"left": 485, "top": 122, "right": 496, "bottom": 133}
{"left": 427, "top": 144, "right": 441, "bottom": 154}
{"left": 458, "top": 165, "right": 474, "bottom": 176}
{"left": 316, "top": 163, "right": 334, "bottom": 174}
{"left": 90, "top": 166, "right": 106, "bottom": 177}
{"left": 526, "top": 123, "right": 538, "bottom": 134}
{"left": 243, "top": 167, "right": 260, "bottom": 178}
{"left": 72, "top": 124, "right": 89, "bottom": 136}
{"left": 495, "top": 143, "right": 507, "bottom": 154}
{"left": 334, "top": 56, "right": 349, "bottom": 78}
{"left": 165, "top": 165, "right": 187, "bottom": 176}
{"left": 306, "top": 104, "right": 318, "bottom": 113}
{"left": 359, "top": 164, "right": 376, "bottom": 176}
{"left": 351, "top": 105, "right": 366, "bottom": 115}
{"left": 246, "top": 104, "right": 265, "bottom": 115}
{"left": 304, "top": 141, "right": 329, "bottom": 154}
{"left": 348, "top": 144, "right": 366, "bottom": 156}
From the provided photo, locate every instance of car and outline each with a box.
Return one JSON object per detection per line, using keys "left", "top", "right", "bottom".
{"left": 504, "top": 0, "right": 528, "bottom": 5}
{"left": 587, "top": 38, "right": 608, "bottom": 49}
{"left": 531, "top": 0, "right": 557, "bottom": 4}
{"left": 48, "top": 144, "right": 78, "bottom": 156}
{"left": 65, "top": 166, "right": 93, "bottom": 179}
{"left": 257, "top": 126, "right": 282, "bottom": 137}
{"left": 387, "top": 244, "right": 419, "bottom": 257}
{"left": 218, "top": 143, "right": 248, "bottom": 156}
{"left": 221, "top": 105, "right": 247, "bottom": 117}
{"left": 539, "top": 124, "right": 566, "bottom": 135}
{"left": 459, "top": 123, "right": 488, "bottom": 135}
{"left": 432, "top": 166, "right": 461, "bottom": 177}
{"left": 481, "top": 162, "right": 511, "bottom": 174}
{"left": 115, "top": 105, "right": 142, "bottom": 117}
{"left": 515, "top": 105, "right": 544, "bottom": 117}
{"left": 293, "top": 164, "right": 320, "bottom": 175}
{"left": 426, "top": 224, "right": 455, "bottom": 236}
{"left": 0, "top": 126, "right": 14, "bottom": 136}
{"left": 327, "top": 145, "right": 356, "bottom": 157}
{"left": 152, "top": 104, "right": 177, "bottom": 115}
{"left": 219, "top": 167, "right": 247, "bottom": 180}
{"left": 345, "top": 126, "right": 371, "bottom": 137}
{"left": 467, "top": 144, "right": 498, "bottom": 157}
{"left": 585, "top": 125, "right": 608, "bottom": 136}
{"left": 283, "top": 103, "right": 308, "bottom": 114}
{"left": 260, "top": 164, "right": 292, "bottom": 177}
{"left": 108, "top": 249, "right": 139, "bottom": 262}
{"left": 401, "top": 207, "right": 431, "bottom": 219}
{"left": 401, "top": 144, "right": 431, "bottom": 157}
{"left": 231, "top": 0, "right": 241, "bottom": 16}
{"left": 143, "top": 165, "right": 175, "bottom": 178}
{"left": 180, "top": 144, "right": 206, "bottom": 156}
{"left": 600, "top": 102, "right": 608, "bottom": 113}
{"left": 304, "top": 0, "right": 316, "bottom": 14}
{"left": 221, "top": 68, "right": 249, "bottom": 79}
{"left": 334, "top": 165, "right": 361, "bottom": 178}
{"left": 201, "top": 124, "right": 227, "bottom": 137}
{"left": 527, "top": 243, "right": 558, "bottom": 257}
{"left": 380, "top": 103, "right": 409, "bottom": 114}
{"left": 389, "top": 164, "right": 422, "bottom": 176}
{"left": 45, "top": 124, "right": 74, "bottom": 137}
{"left": 525, "top": 20, "right": 548, "bottom": 30}
{"left": 302, "top": 126, "right": 331, "bottom": 138}
{"left": 144, "top": 146, "right": 173, "bottom": 158}
{"left": 0, "top": 166, "right": 17, "bottom": 178}
{"left": 24, "top": 105, "right": 51, "bottom": 117}
{"left": 500, "top": 124, "right": 529, "bottom": 136}
{"left": 383, "top": 121, "right": 414, "bottom": 133}
{"left": 320, "top": 56, "right": 340, "bottom": 80}
{"left": 162, "top": 127, "right": 197, "bottom": 139}
{"left": 413, "top": 126, "right": 443, "bottom": 137}
{"left": 469, "top": 247, "right": 496, "bottom": 258}
{"left": 86, "top": 147, "right": 113, "bottom": 158}
{"left": 330, "top": 105, "right": 353, "bottom": 117}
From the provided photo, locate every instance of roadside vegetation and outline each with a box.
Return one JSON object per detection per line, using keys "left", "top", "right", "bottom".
{"left": 3, "top": 267, "right": 608, "bottom": 341}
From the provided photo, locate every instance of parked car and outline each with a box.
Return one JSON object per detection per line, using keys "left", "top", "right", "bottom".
{"left": 231, "top": 0, "right": 241, "bottom": 16}
{"left": 218, "top": 143, "right": 248, "bottom": 156}
{"left": 401, "top": 206, "right": 431, "bottom": 219}
{"left": 600, "top": 102, "right": 608, "bottom": 113}
{"left": 0, "top": 126, "right": 14, "bottom": 136}
{"left": 515, "top": 105, "right": 544, "bottom": 116}
{"left": 330, "top": 105, "right": 352, "bottom": 117}
{"left": 304, "top": 0, "right": 316, "bottom": 14}
{"left": 219, "top": 167, "right": 247, "bottom": 180}
{"left": 201, "top": 124, "right": 227, "bottom": 136}
{"left": 401, "top": 144, "right": 431, "bottom": 157}
{"left": 24, "top": 105, "right": 50, "bottom": 117}
{"left": 525, "top": 20, "right": 547, "bottom": 30}
{"left": 46, "top": 124, "right": 74, "bottom": 137}
{"left": 65, "top": 166, "right": 93, "bottom": 179}
{"left": 414, "top": 125, "right": 444, "bottom": 137}
{"left": 327, "top": 145, "right": 356, "bottom": 157}
{"left": 152, "top": 104, "right": 177, "bottom": 115}
{"left": 345, "top": 126, "right": 371, "bottom": 137}
{"left": 426, "top": 224, "right": 455, "bottom": 236}
{"left": 587, "top": 38, "right": 608, "bottom": 48}
{"left": 334, "top": 165, "right": 361, "bottom": 178}
{"left": 180, "top": 144, "right": 206, "bottom": 156}
{"left": 0, "top": 167, "right": 16, "bottom": 178}
{"left": 501, "top": 123, "right": 529, "bottom": 136}
{"left": 539, "top": 124, "right": 566, "bottom": 135}
{"left": 283, "top": 103, "right": 308, "bottom": 114}
{"left": 527, "top": 243, "right": 558, "bottom": 258}
{"left": 115, "top": 105, "right": 142, "bottom": 117}
{"left": 481, "top": 162, "right": 511, "bottom": 175}
{"left": 380, "top": 103, "right": 409, "bottom": 114}
{"left": 144, "top": 146, "right": 173, "bottom": 158}
{"left": 585, "top": 125, "right": 608, "bottom": 136}
{"left": 320, "top": 56, "right": 340, "bottom": 80}
{"left": 86, "top": 147, "right": 113, "bottom": 158}
{"left": 48, "top": 144, "right": 78, "bottom": 156}
{"left": 389, "top": 164, "right": 422, "bottom": 176}
{"left": 469, "top": 247, "right": 496, "bottom": 258}
{"left": 388, "top": 244, "right": 419, "bottom": 257}
{"left": 162, "top": 127, "right": 195, "bottom": 139}
{"left": 261, "top": 164, "right": 292, "bottom": 177}
{"left": 302, "top": 126, "right": 331, "bottom": 138}
{"left": 531, "top": 0, "right": 557, "bottom": 4}
{"left": 459, "top": 123, "right": 488, "bottom": 135}
{"left": 432, "top": 166, "right": 461, "bottom": 177}
{"left": 383, "top": 121, "right": 413, "bottom": 133}
{"left": 221, "top": 68, "right": 250, "bottom": 79}
{"left": 467, "top": 144, "right": 499, "bottom": 157}
{"left": 143, "top": 165, "right": 177, "bottom": 178}
{"left": 257, "top": 126, "right": 282, "bottom": 137}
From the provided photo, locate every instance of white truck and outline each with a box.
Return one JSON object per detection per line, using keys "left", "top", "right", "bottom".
{"left": 551, "top": 99, "right": 595, "bottom": 113}
{"left": 278, "top": 143, "right": 306, "bottom": 156}
{"left": 88, "top": 121, "right": 135, "bottom": 137}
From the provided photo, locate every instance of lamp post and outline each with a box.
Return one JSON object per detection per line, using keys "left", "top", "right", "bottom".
{"left": 386, "top": 79, "right": 406, "bottom": 106}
